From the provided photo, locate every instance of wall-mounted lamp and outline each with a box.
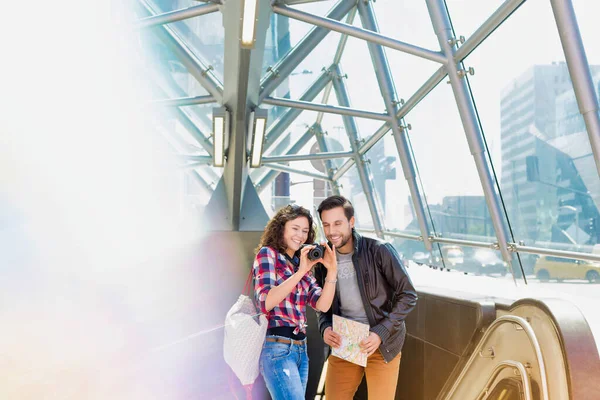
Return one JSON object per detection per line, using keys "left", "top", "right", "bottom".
{"left": 240, "top": 0, "right": 259, "bottom": 48}
{"left": 249, "top": 109, "right": 268, "bottom": 168}
{"left": 212, "top": 107, "right": 229, "bottom": 167}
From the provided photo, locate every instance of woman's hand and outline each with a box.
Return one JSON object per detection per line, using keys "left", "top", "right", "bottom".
{"left": 320, "top": 242, "right": 337, "bottom": 271}
{"left": 298, "top": 245, "right": 321, "bottom": 276}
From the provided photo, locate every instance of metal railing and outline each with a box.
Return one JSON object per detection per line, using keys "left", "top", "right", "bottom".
{"left": 475, "top": 360, "right": 532, "bottom": 400}
{"left": 444, "top": 315, "right": 549, "bottom": 400}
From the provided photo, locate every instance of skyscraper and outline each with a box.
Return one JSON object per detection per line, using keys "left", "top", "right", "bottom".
{"left": 501, "top": 63, "right": 600, "bottom": 243}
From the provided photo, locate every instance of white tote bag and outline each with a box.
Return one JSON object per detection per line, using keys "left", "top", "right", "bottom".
{"left": 223, "top": 272, "right": 268, "bottom": 386}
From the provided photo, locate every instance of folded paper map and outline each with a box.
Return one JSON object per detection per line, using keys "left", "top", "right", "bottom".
{"left": 331, "top": 315, "right": 370, "bottom": 367}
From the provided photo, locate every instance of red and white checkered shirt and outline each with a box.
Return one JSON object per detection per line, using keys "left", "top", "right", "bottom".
{"left": 253, "top": 246, "right": 322, "bottom": 334}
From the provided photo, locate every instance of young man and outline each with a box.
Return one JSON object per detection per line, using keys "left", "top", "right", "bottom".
{"left": 315, "top": 195, "right": 417, "bottom": 400}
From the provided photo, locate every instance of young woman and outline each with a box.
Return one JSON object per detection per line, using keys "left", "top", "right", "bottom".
{"left": 253, "top": 204, "right": 337, "bottom": 400}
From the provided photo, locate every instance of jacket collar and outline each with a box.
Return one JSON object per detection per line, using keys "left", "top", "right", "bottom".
{"left": 351, "top": 228, "right": 361, "bottom": 255}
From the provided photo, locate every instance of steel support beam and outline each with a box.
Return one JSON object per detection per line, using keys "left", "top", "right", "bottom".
{"left": 152, "top": 84, "right": 214, "bottom": 155}
{"left": 316, "top": 6, "right": 357, "bottom": 195}
{"left": 137, "top": 2, "right": 220, "bottom": 29}
{"left": 257, "top": 124, "right": 320, "bottom": 192}
{"left": 179, "top": 155, "right": 213, "bottom": 163}
{"left": 282, "top": 0, "right": 334, "bottom": 4}
{"left": 550, "top": 0, "right": 600, "bottom": 179}
{"left": 151, "top": 95, "right": 216, "bottom": 107}
{"left": 383, "top": 231, "right": 423, "bottom": 241}
{"left": 331, "top": 65, "right": 385, "bottom": 237}
{"left": 358, "top": 0, "right": 432, "bottom": 250}
{"left": 314, "top": 128, "right": 341, "bottom": 196}
{"left": 332, "top": 156, "right": 355, "bottom": 181}
{"left": 316, "top": 6, "right": 357, "bottom": 127}
{"left": 263, "top": 69, "right": 332, "bottom": 152}
{"left": 148, "top": 64, "right": 214, "bottom": 128}
{"left": 210, "top": 0, "right": 271, "bottom": 230}
{"left": 158, "top": 129, "right": 215, "bottom": 194}
{"left": 272, "top": 3, "right": 447, "bottom": 64}
{"left": 314, "top": 8, "right": 357, "bottom": 196}
{"left": 454, "top": 0, "right": 526, "bottom": 62}
{"left": 426, "top": 0, "right": 517, "bottom": 280}
{"left": 333, "top": 7, "right": 356, "bottom": 65}
{"left": 331, "top": 65, "right": 447, "bottom": 180}
{"left": 262, "top": 163, "right": 332, "bottom": 182}
{"left": 181, "top": 161, "right": 211, "bottom": 170}
{"left": 263, "top": 96, "right": 390, "bottom": 121}
{"left": 137, "top": 0, "right": 224, "bottom": 103}
{"left": 262, "top": 151, "right": 354, "bottom": 163}
{"left": 259, "top": 0, "right": 355, "bottom": 102}
{"left": 190, "top": 170, "right": 214, "bottom": 194}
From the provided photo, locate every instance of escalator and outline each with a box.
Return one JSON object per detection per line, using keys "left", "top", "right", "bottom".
{"left": 394, "top": 290, "right": 600, "bottom": 400}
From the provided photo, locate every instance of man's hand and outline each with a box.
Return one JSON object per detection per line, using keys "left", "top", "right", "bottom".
{"left": 323, "top": 327, "right": 342, "bottom": 349}
{"left": 320, "top": 242, "right": 337, "bottom": 271}
{"left": 360, "top": 332, "right": 382, "bottom": 357}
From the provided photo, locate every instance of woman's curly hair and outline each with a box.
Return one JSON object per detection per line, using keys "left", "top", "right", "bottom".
{"left": 256, "top": 204, "right": 316, "bottom": 254}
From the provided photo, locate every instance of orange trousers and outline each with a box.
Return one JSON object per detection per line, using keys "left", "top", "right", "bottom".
{"left": 325, "top": 350, "right": 402, "bottom": 400}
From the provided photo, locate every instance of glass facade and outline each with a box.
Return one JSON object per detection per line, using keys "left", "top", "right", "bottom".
{"left": 125, "top": 0, "right": 600, "bottom": 293}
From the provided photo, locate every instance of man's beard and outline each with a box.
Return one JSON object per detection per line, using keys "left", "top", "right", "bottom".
{"left": 330, "top": 230, "right": 352, "bottom": 251}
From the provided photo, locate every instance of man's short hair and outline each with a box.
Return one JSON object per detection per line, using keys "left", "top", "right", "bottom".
{"left": 317, "top": 195, "right": 354, "bottom": 221}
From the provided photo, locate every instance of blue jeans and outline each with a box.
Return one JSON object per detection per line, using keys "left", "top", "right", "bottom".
{"left": 259, "top": 336, "right": 309, "bottom": 400}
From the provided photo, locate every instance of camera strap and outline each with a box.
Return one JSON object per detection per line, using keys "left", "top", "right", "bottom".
{"left": 285, "top": 253, "right": 300, "bottom": 271}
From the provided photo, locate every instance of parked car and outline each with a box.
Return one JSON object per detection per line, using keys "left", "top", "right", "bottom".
{"left": 534, "top": 255, "right": 600, "bottom": 283}
{"left": 444, "top": 246, "right": 464, "bottom": 266}
{"left": 451, "top": 248, "right": 508, "bottom": 276}
{"left": 412, "top": 251, "right": 431, "bottom": 265}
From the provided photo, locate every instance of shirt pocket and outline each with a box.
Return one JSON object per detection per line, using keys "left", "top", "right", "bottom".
{"left": 276, "top": 265, "right": 293, "bottom": 285}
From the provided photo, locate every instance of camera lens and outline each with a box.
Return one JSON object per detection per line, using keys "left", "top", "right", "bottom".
{"left": 308, "top": 245, "right": 324, "bottom": 260}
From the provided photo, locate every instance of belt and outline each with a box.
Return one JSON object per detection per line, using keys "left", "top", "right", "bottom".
{"left": 265, "top": 337, "right": 305, "bottom": 346}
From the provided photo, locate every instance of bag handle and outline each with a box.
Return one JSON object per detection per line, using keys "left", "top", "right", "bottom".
{"left": 242, "top": 268, "right": 254, "bottom": 296}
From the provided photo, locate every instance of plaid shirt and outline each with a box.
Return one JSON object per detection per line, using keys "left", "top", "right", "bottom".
{"left": 253, "top": 246, "right": 322, "bottom": 334}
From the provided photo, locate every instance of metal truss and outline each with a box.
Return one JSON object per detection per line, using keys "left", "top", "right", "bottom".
{"left": 263, "top": 69, "right": 332, "bottom": 153}
{"left": 272, "top": 2, "right": 446, "bottom": 64}
{"left": 138, "top": 0, "right": 600, "bottom": 268}
{"left": 262, "top": 151, "right": 354, "bottom": 163}
{"left": 550, "top": 0, "right": 600, "bottom": 179}
{"left": 331, "top": 64, "right": 385, "bottom": 236}
{"left": 263, "top": 96, "right": 391, "bottom": 121}
{"left": 357, "top": 0, "right": 432, "bottom": 249}
{"left": 426, "top": 0, "right": 517, "bottom": 278}
{"left": 137, "top": 0, "right": 224, "bottom": 103}
{"left": 259, "top": 0, "right": 356, "bottom": 103}
{"left": 136, "top": 2, "right": 220, "bottom": 29}
{"left": 150, "top": 95, "right": 216, "bottom": 107}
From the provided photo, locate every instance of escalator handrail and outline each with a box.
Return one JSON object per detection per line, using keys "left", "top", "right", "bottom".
{"left": 475, "top": 360, "right": 532, "bottom": 400}
{"left": 444, "top": 315, "right": 549, "bottom": 400}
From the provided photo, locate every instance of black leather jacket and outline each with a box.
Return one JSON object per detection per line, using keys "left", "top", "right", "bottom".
{"left": 314, "top": 230, "right": 417, "bottom": 362}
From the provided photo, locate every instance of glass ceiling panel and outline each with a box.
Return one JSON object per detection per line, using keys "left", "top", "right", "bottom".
{"left": 463, "top": 0, "right": 600, "bottom": 288}
{"left": 285, "top": 31, "right": 343, "bottom": 100}
{"left": 338, "top": 165, "right": 375, "bottom": 230}
{"left": 444, "top": 0, "right": 506, "bottom": 42}
{"left": 151, "top": 1, "right": 225, "bottom": 81}
{"left": 574, "top": 0, "right": 600, "bottom": 66}
{"left": 362, "top": 135, "right": 419, "bottom": 235}
{"left": 386, "top": 51, "right": 444, "bottom": 110}
{"left": 371, "top": 1, "right": 439, "bottom": 49}
{"left": 140, "top": 31, "right": 211, "bottom": 99}
{"left": 319, "top": 110, "right": 353, "bottom": 153}
{"left": 339, "top": 34, "right": 387, "bottom": 134}
{"left": 406, "top": 80, "right": 511, "bottom": 282}
{"left": 405, "top": 77, "right": 497, "bottom": 240}
{"left": 264, "top": 109, "right": 320, "bottom": 156}
{"left": 287, "top": 1, "right": 343, "bottom": 49}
